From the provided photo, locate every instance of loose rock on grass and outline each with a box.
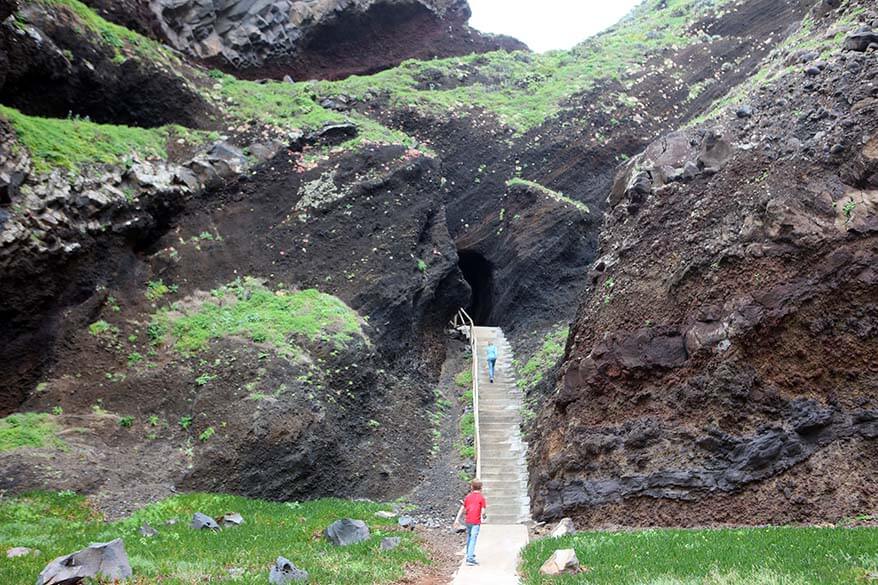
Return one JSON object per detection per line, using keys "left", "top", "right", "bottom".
{"left": 324, "top": 519, "right": 370, "bottom": 546}
{"left": 269, "top": 556, "right": 309, "bottom": 584}
{"left": 220, "top": 512, "right": 245, "bottom": 527}
{"left": 539, "top": 548, "right": 582, "bottom": 576}
{"left": 36, "top": 539, "right": 132, "bottom": 585}
{"left": 6, "top": 546, "right": 39, "bottom": 558}
{"left": 191, "top": 512, "right": 221, "bottom": 531}
{"left": 550, "top": 518, "right": 576, "bottom": 538}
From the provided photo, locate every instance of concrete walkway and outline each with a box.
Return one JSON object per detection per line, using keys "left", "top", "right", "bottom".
{"left": 451, "top": 524, "right": 529, "bottom": 585}
{"left": 451, "top": 326, "right": 529, "bottom": 585}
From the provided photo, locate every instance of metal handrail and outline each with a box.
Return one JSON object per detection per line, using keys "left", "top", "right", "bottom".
{"left": 453, "top": 308, "right": 481, "bottom": 480}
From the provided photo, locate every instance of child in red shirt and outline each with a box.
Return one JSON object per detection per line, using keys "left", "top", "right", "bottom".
{"left": 459, "top": 479, "right": 487, "bottom": 566}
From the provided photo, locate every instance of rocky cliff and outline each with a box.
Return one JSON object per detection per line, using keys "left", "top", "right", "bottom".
{"left": 82, "top": 0, "right": 524, "bottom": 78}
{"left": 529, "top": 0, "right": 878, "bottom": 527}
{"left": 1, "top": 0, "right": 875, "bottom": 524}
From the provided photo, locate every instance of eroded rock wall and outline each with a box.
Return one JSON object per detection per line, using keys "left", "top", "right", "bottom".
{"left": 529, "top": 1, "right": 878, "bottom": 527}
{"left": 81, "top": 0, "right": 524, "bottom": 79}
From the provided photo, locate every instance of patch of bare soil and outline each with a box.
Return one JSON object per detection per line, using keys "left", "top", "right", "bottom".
{"left": 396, "top": 525, "right": 462, "bottom": 585}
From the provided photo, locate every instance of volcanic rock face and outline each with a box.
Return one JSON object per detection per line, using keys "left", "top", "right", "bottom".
{"left": 0, "top": 0, "right": 212, "bottom": 127}
{"left": 84, "top": 0, "right": 524, "bottom": 79}
{"left": 529, "top": 0, "right": 878, "bottom": 527}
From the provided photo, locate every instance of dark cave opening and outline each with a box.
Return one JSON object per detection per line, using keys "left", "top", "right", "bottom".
{"left": 458, "top": 250, "right": 494, "bottom": 326}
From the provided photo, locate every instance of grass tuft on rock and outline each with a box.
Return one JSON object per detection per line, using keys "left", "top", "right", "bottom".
{"left": 0, "top": 413, "right": 64, "bottom": 452}
{"left": 0, "top": 492, "right": 425, "bottom": 584}
{"left": 520, "top": 526, "right": 878, "bottom": 584}
{"left": 507, "top": 179, "right": 589, "bottom": 214}
{"left": 153, "top": 277, "right": 365, "bottom": 357}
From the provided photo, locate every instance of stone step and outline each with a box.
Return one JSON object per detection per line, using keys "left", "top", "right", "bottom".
{"left": 469, "top": 326, "right": 531, "bottom": 524}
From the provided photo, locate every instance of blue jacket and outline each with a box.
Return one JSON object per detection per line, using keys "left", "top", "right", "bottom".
{"left": 486, "top": 345, "right": 497, "bottom": 361}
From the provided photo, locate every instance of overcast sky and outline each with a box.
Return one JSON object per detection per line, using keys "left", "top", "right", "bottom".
{"left": 468, "top": 0, "right": 642, "bottom": 52}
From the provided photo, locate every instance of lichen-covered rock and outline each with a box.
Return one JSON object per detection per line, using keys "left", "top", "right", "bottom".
{"left": 191, "top": 512, "right": 221, "bottom": 530}
{"left": 550, "top": 518, "right": 575, "bottom": 538}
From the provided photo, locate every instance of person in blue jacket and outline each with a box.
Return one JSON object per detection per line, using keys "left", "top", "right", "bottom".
{"left": 486, "top": 343, "right": 498, "bottom": 383}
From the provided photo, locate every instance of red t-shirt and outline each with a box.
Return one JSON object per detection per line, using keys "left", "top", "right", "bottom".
{"left": 463, "top": 491, "right": 486, "bottom": 524}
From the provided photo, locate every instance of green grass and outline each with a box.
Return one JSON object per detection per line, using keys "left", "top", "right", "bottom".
{"left": 211, "top": 71, "right": 419, "bottom": 150}
{"left": 517, "top": 326, "right": 567, "bottom": 392}
{"left": 0, "top": 413, "right": 64, "bottom": 452}
{"left": 88, "top": 320, "right": 113, "bottom": 336}
{"left": 520, "top": 526, "right": 878, "bottom": 584}
{"left": 318, "top": 0, "right": 735, "bottom": 132}
{"left": 0, "top": 492, "right": 426, "bottom": 584}
{"left": 506, "top": 178, "right": 589, "bottom": 214}
{"left": 0, "top": 105, "right": 179, "bottom": 173}
{"left": 454, "top": 367, "right": 472, "bottom": 389}
{"left": 153, "top": 277, "right": 365, "bottom": 357}
{"left": 145, "top": 279, "right": 176, "bottom": 302}
{"left": 457, "top": 386, "right": 475, "bottom": 460}
{"left": 37, "top": 0, "right": 176, "bottom": 64}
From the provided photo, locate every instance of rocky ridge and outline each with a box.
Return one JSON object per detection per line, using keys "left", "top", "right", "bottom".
{"left": 84, "top": 0, "right": 524, "bottom": 78}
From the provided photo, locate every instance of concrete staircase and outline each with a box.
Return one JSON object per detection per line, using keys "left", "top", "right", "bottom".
{"left": 472, "top": 326, "right": 530, "bottom": 525}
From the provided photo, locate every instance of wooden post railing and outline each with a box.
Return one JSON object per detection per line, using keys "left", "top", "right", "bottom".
{"left": 452, "top": 308, "right": 481, "bottom": 480}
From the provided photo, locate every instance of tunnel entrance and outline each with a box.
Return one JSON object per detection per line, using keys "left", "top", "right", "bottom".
{"left": 458, "top": 250, "right": 494, "bottom": 326}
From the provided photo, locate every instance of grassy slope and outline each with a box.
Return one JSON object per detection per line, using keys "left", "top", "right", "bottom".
{"left": 453, "top": 365, "right": 474, "bottom": 460}
{"left": 318, "top": 0, "right": 735, "bottom": 132}
{"left": 521, "top": 526, "right": 878, "bottom": 584}
{"left": 0, "top": 105, "right": 199, "bottom": 173}
{"left": 1, "top": 1, "right": 418, "bottom": 174}
{"left": 507, "top": 179, "right": 590, "bottom": 213}
{"left": 0, "top": 492, "right": 425, "bottom": 584}
{"left": 2, "top": 0, "right": 743, "bottom": 173}
{"left": 152, "top": 278, "right": 365, "bottom": 357}
{"left": 692, "top": 3, "right": 870, "bottom": 125}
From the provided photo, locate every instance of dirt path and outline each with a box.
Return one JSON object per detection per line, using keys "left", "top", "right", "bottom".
{"left": 396, "top": 526, "right": 463, "bottom": 585}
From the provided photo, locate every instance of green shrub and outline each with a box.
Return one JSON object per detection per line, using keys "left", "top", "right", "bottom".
{"left": 88, "top": 320, "right": 112, "bottom": 336}
{"left": 146, "top": 279, "right": 176, "bottom": 302}
{"left": 518, "top": 326, "right": 567, "bottom": 392}
{"left": 118, "top": 415, "right": 135, "bottom": 428}
{"left": 454, "top": 367, "right": 473, "bottom": 389}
